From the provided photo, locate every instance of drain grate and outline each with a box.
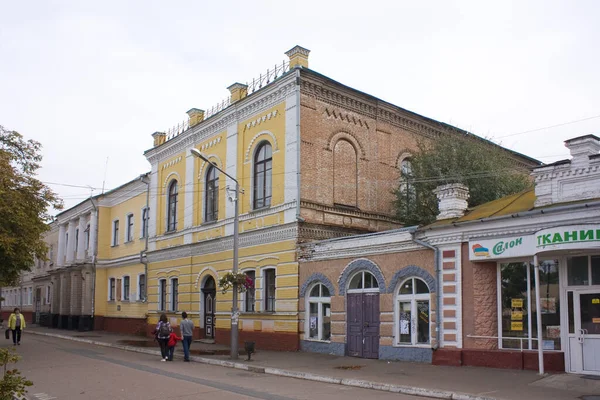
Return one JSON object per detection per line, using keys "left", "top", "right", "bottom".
{"left": 582, "top": 375, "right": 600, "bottom": 381}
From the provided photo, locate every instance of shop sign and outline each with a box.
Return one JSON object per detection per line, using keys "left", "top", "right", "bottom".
{"left": 469, "top": 235, "right": 535, "bottom": 261}
{"left": 536, "top": 225, "right": 600, "bottom": 251}
{"left": 511, "top": 298, "right": 524, "bottom": 308}
{"left": 511, "top": 321, "right": 523, "bottom": 331}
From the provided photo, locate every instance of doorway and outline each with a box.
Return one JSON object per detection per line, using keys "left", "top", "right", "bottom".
{"left": 202, "top": 276, "right": 216, "bottom": 340}
{"left": 568, "top": 289, "right": 600, "bottom": 374}
{"left": 346, "top": 270, "right": 380, "bottom": 359}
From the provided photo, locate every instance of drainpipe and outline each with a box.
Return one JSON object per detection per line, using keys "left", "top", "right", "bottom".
{"left": 411, "top": 232, "right": 441, "bottom": 350}
{"left": 140, "top": 173, "right": 150, "bottom": 302}
{"left": 295, "top": 68, "right": 302, "bottom": 223}
{"left": 89, "top": 197, "right": 98, "bottom": 328}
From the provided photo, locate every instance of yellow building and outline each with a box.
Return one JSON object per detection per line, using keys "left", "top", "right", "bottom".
{"left": 143, "top": 49, "right": 305, "bottom": 350}
{"left": 93, "top": 175, "right": 150, "bottom": 335}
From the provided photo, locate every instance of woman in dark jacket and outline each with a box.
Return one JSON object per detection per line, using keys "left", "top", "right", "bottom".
{"left": 154, "top": 313, "right": 172, "bottom": 361}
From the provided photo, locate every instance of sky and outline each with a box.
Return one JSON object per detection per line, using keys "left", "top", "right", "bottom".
{"left": 1, "top": 0, "right": 599, "bottom": 212}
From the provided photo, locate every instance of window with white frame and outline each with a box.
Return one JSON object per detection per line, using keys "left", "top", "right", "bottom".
{"left": 138, "top": 274, "right": 146, "bottom": 301}
{"left": 348, "top": 271, "right": 379, "bottom": 291}
{"left": 112, "top": 220, "right": 119, "bottom": 246}
{"left": 126, "top": 214, "right": 134, "bottom": 242}
{"left": 396, "top": 277, "right": 430, "bottom": 345}
{"left": 123, "top": 276, "right": 130, "bottom": 301}
{"left": 159, "top": 279, "right": 167, "bottom": 311}
{"left": 264, "top": 268, "right": 276, "bottom": 312}
{"left": 244, "top": 270, "right": 256, "bottom": 312}
{"left": 109, "top": 278, "right": 116, "bottom": 301}
{"left": 205, "top": 165, "right": 219, "bottom": 222}
{"left": 85, "top": 225, "right": 90, "bottom": 251}
{"left": 307, "top": 284, "right": 331, "bottom": 341}
{"left": 141, "top": 207, "right": 149, "bottom": 238}
{"left": 170, "top": 278, "right": 178, "bottom": 311}
{"left": 253, "top": 142, "right": 272, "bottom": 209}
{"left": 167, "top": 180, "right": 178, "bottom": 232}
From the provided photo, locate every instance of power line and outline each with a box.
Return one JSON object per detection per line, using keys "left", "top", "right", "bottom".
{"left": 495, "top": 114, "right": 600, "bottom": 139}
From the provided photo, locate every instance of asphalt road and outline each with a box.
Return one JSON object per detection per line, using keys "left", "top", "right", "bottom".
{"left": 6, "top": 334, "right": 434, "bottom": 400}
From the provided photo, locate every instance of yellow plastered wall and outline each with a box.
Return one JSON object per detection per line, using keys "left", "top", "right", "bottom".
{"left": 102, "top": 263, "right": 147, "bottom": 318}
{"left": 156, "top": 152, "right": 187, "bottom": 236}
{"left": 94, "top": 268, "right": 108, "bottom": 316}
{"left": 192, "top": 132, "right": 227, "bottom": 227}
{"left": 239, "top": 103, "right": 286, "bottom": 214}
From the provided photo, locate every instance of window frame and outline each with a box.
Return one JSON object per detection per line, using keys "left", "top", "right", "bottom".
{"left": 252, "top": 142, "right": 273, "bottom": 210}
{"left": 75, "top": 228, "right": 79, "bottom": 253}
{"left": 243, "top": 270, "right": 256, "bottom": 312}
{"left": 347, "top": 270, "right": 380, "bottom": 293}
{"left": 170, "top": 278, "right": 179, "bottom": 312}
{"left": 167, "top": 180, "right": 178, "bottom": 232}
{"left": 108, "top": 277, "right": 116, "bottom": 301}
{"left": 141, "top": 207, "right": 149, "bottom": 239}
{"left": 122, "top": 275, "right": 130, "bottom": 301}
{"left": 126, "top": 214, "right": 134, "bottom": 242}
{"left": 158, "top": 279, "right": 167, "bottom": 311}
{"left": 263, "top": 268, "right": 276, "bottom": 312}
{"left": 137, "top": 273, "right": 146, "bottom": 301}
{"left": 395, "top": 277, "right": 431, "bottom": 347}
{"left": 112, "top": 220, "right": 120, "bottom": 247}
{"left": 204, "top": 165, "right": 219, "bottom": 223}
{"left": 306, "top": 283, "right": 332, "bottom": 342}
{"left": 84, "top": 225, "right": 90, "bottom": 251}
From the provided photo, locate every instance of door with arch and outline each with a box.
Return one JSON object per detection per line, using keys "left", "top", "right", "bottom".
{"left": 202, "top": 276, "right": 216, "bottom": 339}
{"left": 347, "top": 271, "right": 380, "bottom": 359}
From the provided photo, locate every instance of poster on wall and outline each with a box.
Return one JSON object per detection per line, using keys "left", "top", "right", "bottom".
{"left": 511, "top": 298, "right": 524, "bottom": 308}
{"left": 310, "top": 316, "right": 317, "bottom": 330}
{"left": 546, "top": 325, "right": 560, "bottom": 339}
{"left": 400, "top": 313, "right": 410, "bottom": 334}
{"left": 511, "top": 321, "right": 523, "bottom": 331}
{"left": 511, "top": 311, "right": 523, "bottom": 321}
{"left": 541, "top": 298, "right": 556, "bottom": 314}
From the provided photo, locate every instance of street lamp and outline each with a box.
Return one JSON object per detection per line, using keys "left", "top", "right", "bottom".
{"left": 190, "top": 148, "right": 240, "bottom": 360}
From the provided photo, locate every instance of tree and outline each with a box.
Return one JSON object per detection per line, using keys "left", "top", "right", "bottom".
{"left": 0, "top": 348, "right": 32, "bottom": 400}
{"left": 0, "top": 126, "right": 62, "bottom": 286}
{"left": 394, "top": 132, "right": 533, "bottom": 226}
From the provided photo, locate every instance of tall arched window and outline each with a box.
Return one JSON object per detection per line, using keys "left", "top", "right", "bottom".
{"left": 167, "top": 180, "right": 178, "bottom": 232}
{"left": 307, "top": 283, "right": 331, "bottom": 341}
{"left": 396, "top": 277, "right": 430, "bottom": 345}
{"left": 333, "top": 139, "right": 358, "bottom": 207}
{"left": 399, "top": 157, "right": 416, "bottom": 215}
{"left": 205, "top": 165, "right": 219, "bottom": 222}
{"left": 253, "top": 142, "right": 272, "bottom": 209}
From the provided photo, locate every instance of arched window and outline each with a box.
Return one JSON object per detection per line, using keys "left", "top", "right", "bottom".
{"left": 167, "top": 180, "right": 178, "bottom": 232}
{"left": 253, "top": 142, "right": 272, "bottom": 209}
{"left": 307, "top": 283, "right": 331, "bottom": 341}
{"left": 396, "top": 277, "right": 430, "bottom": 345}
{"left": 348, "top": 271, "right": 379, "bottom": 292}
{"left": 399, "top": 157, "right": 416, "bottom": 215}
{"left": 333, "top": 140, "right": 357, "bottom": 207}
{"left": 205, "top": 165, "right": 219, "bottom": 222}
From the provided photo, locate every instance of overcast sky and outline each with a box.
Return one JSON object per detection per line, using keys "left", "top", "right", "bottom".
{"left": 1, "top": 0, "right": 599, "bottom": 212}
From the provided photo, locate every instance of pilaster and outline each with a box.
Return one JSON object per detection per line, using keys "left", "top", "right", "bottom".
{"left": 66, "top": 220, "right": 76, "bottom": 264}
{"left": 76, "top": 216, "right": 87, "bottom": 261}
{"left": 148, "top": 164, "right": 159, "bottom": 251}
{"left": 57, "top": 224, "right": 66, "bottom": 267}
{"left": 89, "top": 210, "right": 98, "bottom": 260}
{"left": 225, "top": 122, "right": 238, "bottom": 236}
{"left": 184, "top": 147, "right": 195, "bottom": 230}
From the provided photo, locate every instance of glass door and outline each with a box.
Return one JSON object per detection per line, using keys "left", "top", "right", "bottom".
{"left": 573, "top": 289, "right": 600, "bottom": 374}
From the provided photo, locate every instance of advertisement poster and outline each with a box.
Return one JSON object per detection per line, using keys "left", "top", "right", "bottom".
{"left": 511, "top": 298, "right": 524, "bottom": 308}
{"left": 310, "top": 316, "right": 317, "bottom": 330}
{"left": 540, "top": 298, "right": 556, "bottom": 314}
{"left": 511, "top": 311, "right": 523, "bottom": 321}
{"left": 546, "top": 325, "right": 560, "bottom": 339}
{"left": 511, "top": 321, "right": 523, "bottom": 331}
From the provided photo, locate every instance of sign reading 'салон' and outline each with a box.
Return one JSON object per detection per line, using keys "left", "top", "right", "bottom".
{"left": 469, "top": 225, "right": 600, "bottom": 261}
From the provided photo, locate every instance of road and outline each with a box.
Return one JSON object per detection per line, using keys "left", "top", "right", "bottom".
{"left": 6, "top": 335, "right": 435, "bottom": 400}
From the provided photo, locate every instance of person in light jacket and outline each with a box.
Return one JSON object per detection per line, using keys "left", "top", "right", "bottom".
{"left": 8, "top": 308, "right": 26, "bottom": 346}
{"left": 180, "top": 311, "right": 194, "bottom": 362}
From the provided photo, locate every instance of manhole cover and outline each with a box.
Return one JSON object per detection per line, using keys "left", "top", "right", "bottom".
{"left": 582, "top": 375, "right": 600, "bottom": 381}
{"left": 580, "top": 396, "right": 600, "bottom": 400}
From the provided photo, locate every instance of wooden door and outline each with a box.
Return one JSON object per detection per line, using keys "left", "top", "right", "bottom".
{"left": 204, "top": 290, "right": 215, "bottom": 339}
{"left": 347, "top": 293, "right": 363, "bottom": 357}
{"left": 346, "top": 292, "right": 380, "bottom": 359}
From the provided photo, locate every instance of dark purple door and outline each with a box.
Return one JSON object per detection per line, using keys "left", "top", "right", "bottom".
{"left": 347, "top": 293, "right": 380, "bottom": 359}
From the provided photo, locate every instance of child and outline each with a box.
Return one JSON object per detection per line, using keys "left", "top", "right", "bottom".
{"left": 167, "top": 331, "right": 182, "bottom": 361}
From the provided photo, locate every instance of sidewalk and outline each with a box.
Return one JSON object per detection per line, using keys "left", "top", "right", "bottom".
{"left": 26, "top": 326, "right": 598, "bottom": 400}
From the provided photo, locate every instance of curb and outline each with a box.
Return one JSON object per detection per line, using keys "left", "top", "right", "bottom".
{"left": 28, "top": 331, "right": 496, "bottom": 400}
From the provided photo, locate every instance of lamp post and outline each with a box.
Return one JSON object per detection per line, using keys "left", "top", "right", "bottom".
{"left": 190, "top": 148, "right": 240, "bottom": 360}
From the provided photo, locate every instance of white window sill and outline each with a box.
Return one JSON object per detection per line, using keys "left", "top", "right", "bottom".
{"left": 304, "top": 338, "right": 331, "bottom": 343}
{"left": 393, "top": 343, "right": 431, "bottom": 348}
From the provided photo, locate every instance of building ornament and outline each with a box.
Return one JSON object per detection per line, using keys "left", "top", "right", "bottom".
{"left": 244, "top": 130, "right": 279, "bottom": 162}
{"left": 161, "top": 156, "right": 183, "bottom": 171}
{"left": 243, "top": 110, "right": 279, "bottom": 133}
{"left": 324, "top": 107, "right": 369, "bottom": 129}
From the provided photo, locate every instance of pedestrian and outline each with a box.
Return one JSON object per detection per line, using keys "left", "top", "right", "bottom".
{"left": 154, "top": 313, "right": 172, "bottom": 361}
{"left": 180, "top": 311, "right": 194, "bottom": 362}
{"left": 167, "top": 331, "right": 182, "bottom": 361}
{"left": 8, "top": 308, "right": 26, "bottom": 346}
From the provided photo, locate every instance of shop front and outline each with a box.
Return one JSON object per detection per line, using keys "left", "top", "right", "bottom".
{"left": 469, "top": 224, "right": 600, "bottom": 375}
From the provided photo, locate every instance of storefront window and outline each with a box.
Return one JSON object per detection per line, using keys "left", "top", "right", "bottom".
{"left": 568, "top": 256, "right": 589, "bottom": 286}
{"left": 499, "top": 260, "right": 560, "bottom": 351}
{"left": 307, "top": 284, "right": 331, "bottom": 341}
{"left": 396, "top": 277, "right": 430, "bottom": 346}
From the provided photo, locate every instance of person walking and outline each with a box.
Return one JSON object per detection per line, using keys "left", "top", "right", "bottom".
{"left": 8, "top": 308, "right": 26, "bottom": 346}
{"left": 180, "top": 311, "right": 194, "bottom": 362}
{"left": 167, "top": 331, "right": 182, "bottom": 361}
{"left": 154, "top": 313, "right": 172, "bottom": 361}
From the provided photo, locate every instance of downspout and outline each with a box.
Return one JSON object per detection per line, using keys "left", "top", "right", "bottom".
{"left": 89, "top": 197, "right": 98, "bottom": 325}
{"left": 140, "top": 174, "right": 150, "bottom": 302}
{"left": 411, "top": 232, "right": 441, "bottom": 350}
{"left": 295, "top": 67, "right": 302, "bottom": 222}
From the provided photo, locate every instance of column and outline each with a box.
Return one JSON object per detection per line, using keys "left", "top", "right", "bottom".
{"left": 148, "top": 164, "right": 159, "bottom": 251}
{"left": 76, "top": 216, "right": 87, "bottom": 262}
{"left": 89, "top": 210, "right": 98, "bottom": 260}
{"left": 66, "top": 220, "right": 76, "bottom": 265}
{"left": 57, "top": 224, "right": 66, "bottom": 267}
{"left": 58, "top": 272, "right": 71, "bottom": 329}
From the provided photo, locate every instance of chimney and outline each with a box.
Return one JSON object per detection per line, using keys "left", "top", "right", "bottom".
{"left": 433, "top": 183, "right": 470, "bottom": 220}
{"left": 285, "top": 45, "right": 310, "bottom": 70}
{"left": 187, "top": 108, "right": 205, "bottom": 128}
{"left": 227, "top": 83, "right": 248, "bottom": 103}
{"left": 564, "top": 134, "right": 600, "bottom": 167}
{"left": 152, "top": 131, "right": 166, "bottom": 147}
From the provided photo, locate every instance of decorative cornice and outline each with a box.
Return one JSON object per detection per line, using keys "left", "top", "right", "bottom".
{"left": 387, "top": 265, "right": 436, "bottom": 294}
{"left": 96, "top": 254, "right": 140, "bottom": 268}
{"left": 300, "top": 201, "right": 398, "bottom": 222}
{"left": 338, "top": 258, "right": 386, "bottom": 295}
{"left": 300, "top": 273, "right": 336, "bottom": 297}
{"left": 300, "top": 241, "right": 422, "bottom": 262}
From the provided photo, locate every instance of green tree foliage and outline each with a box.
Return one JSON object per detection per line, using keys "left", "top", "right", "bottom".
{"left": 0, "top": 126, "right": 63, "bottom": 286}
{"left": 0, "top": 348, "right": 33, "bottom": 400}
{"left": 394, "top": 133, "right": 533, "bottom": 226}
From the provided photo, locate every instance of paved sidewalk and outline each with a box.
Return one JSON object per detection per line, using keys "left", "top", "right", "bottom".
{"left": 25, "top": 326, "right": 598, "bottom": 400}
